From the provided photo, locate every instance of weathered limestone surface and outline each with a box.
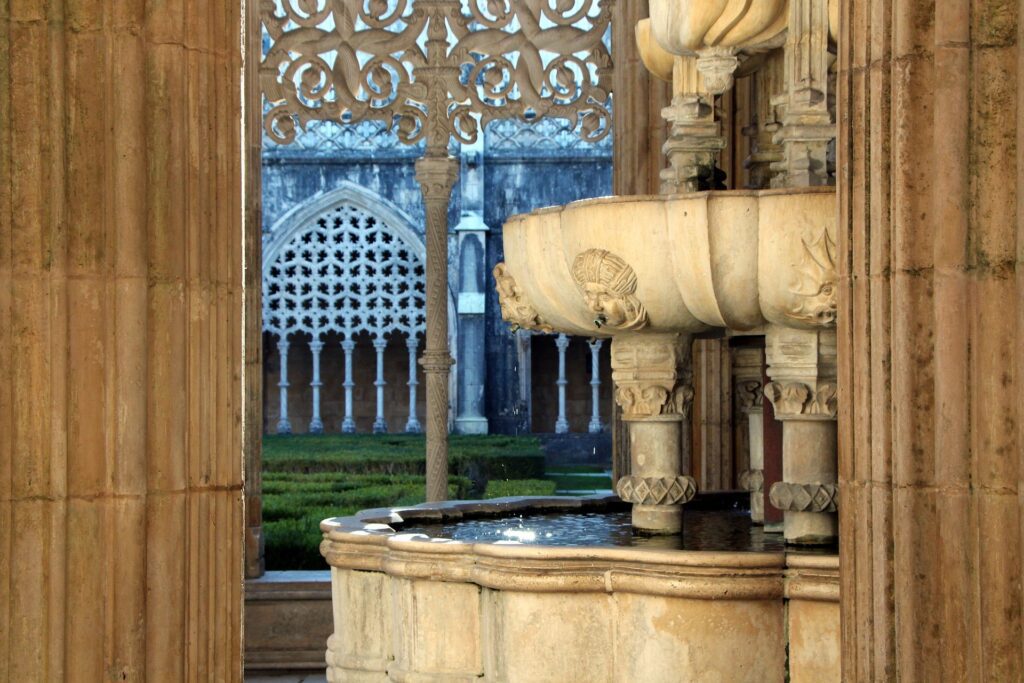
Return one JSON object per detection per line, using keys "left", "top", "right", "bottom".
{"left": 837, "top": 0, "right": 1022, "bottom": 678}
{"left": 0, "top": 2, "right": 245, "bottom": 679}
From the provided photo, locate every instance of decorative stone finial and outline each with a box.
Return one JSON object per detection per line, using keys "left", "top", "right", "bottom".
{"left": 571, "top": 249, "right": 649, "bottom": 331}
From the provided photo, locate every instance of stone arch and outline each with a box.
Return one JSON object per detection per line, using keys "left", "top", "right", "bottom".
{"left": 262, "top": 181, "right": 459, "bottom": 427}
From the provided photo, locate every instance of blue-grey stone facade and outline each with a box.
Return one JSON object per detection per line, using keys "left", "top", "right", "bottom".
{"left": 262, "top": 118, "right": 611, "bottom": 435}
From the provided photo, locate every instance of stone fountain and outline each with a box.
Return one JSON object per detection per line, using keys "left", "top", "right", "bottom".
{"left": 495, "top": 188, "right": 837, "bottom": 540}
{"left": 320, "top": 3, "right": 843, "bottom": 681}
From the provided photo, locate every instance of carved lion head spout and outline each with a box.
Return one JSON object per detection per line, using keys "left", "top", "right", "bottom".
{"left": 789, "top": 229, "right": 838, "bottom": 326}
{"left": 492, "top": 262, "right": 553, "bottom": 333}
{"left": 571, "top": 249, "right": 649, "bottom": 331}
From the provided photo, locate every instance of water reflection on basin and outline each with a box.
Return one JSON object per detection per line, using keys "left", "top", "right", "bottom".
{"left": 401, "top": 508, "right": 796, "bottom": 552}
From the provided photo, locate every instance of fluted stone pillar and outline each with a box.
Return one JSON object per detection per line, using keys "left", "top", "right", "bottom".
{"left": 0, "top": 2, "right": 245, "bottom": 678}
{"left": 837, "top": 0, "right": 1023, "bottom": 678}
{"left": 612, "top": 334, "right": 697, "bottom": 534}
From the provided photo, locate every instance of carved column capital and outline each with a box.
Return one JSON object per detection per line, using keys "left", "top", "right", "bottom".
{"left": 611, "top": 334, "right": 693, "bottom": 421}
{"left": 414, "top": 154, "right": 460, "bottom": 199}
{"left": 764, "top": 380, "right": 837, "bottom": 420}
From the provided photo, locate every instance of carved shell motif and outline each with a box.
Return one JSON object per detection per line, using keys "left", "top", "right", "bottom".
{"left": 788, "top": 228, "right": 838, "bottom": 326}
{"left": 571, "top": 249, "right": 649, "bottom": 331}
{"left": 492, "top": 262, "right": 553, "bottom": 333}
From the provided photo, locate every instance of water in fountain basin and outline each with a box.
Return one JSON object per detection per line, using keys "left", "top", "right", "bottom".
{"left": 400, "top": 509, "right": 832, "bottom": 552}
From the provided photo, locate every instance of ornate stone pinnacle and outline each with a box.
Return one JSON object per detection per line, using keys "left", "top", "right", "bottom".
{"left": 616, "top": 475, "right": 698, "bottom": 506}
{"left": 769, "top": 482, "right": 838, "bottom": 513}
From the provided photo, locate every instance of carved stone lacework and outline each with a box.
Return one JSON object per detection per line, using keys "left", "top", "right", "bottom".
{"left": 617, "top": 475, "right": 697, "bottom": 506}
{"left": 492, "top": 263, "right": 552, "bottom": 333}
{"left": 788, "top": 228, "right": 838, "bottom": 326}
{"left": 262, "top": 203, "right": 426, "bottom": 341}
{"left": 261, "top": 0, "right": 614, "bottom": 148}
{"left": 571, "top": 249, "right": 649, "bottom": 331}
{"left": 769, "top": 482, "right": 839, "bottom": 513}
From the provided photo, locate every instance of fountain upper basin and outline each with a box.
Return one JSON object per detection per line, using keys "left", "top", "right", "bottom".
{"left": 498, "top": 187, "right": 837, "bottom": 338}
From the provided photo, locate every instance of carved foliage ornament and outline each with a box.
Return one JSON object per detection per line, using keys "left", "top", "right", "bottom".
{"left": 764, "top": 381, "right": 837, "bottom": 419}
{"left": 492, "top": 262, "right": 552, "bottom": 333}
{"left": 261, "top": 0, "right": 614, "bottom": 150}
{"left": 788, "top": 228, "right": 838, "bottom": 326}
{"left": 615, "top": 384, "right": 694, "bottom": 420}
{"left": 571, "top": 249, "right": 649, "bottom": 331}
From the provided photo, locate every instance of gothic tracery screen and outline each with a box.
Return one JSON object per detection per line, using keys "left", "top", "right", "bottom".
{"left": 263, "top": 202, "right": 427, "bottom": 341}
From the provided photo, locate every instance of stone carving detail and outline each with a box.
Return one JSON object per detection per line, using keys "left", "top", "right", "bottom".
{"left": 764, "top": 381, "right": 838, "bottom": 419}
{"left": 263, "top": 201, "right": 425, "bottom": 341}
{"left": 788, "top": 229, "right": 838, "bottom": 326}
{"left": 492, "top": 263, "right": 552, "bottom": 333}
{"left": 615, "top": 384, "right": 694, "bottom": 420}
{"left": 736, "top": 379, "right": 764, "bottom": 411}
{"left": 261, "top": 0, "right": 613, "bottom": 149}
{"left": 617, "top": 475, "right": 698, "bottom": 506}
{"left": 738, "top": 469, "right": 764, "bottom": 493}
{"left": 769, "top": 482, "right": 839, "bottom": 513}
{"left": 571, "top": 249, "right": 649, "bottom": 331}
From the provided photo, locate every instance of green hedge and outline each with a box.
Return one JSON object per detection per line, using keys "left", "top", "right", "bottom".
{"left": 263, "top": 473, "right": 471, "bottom": 570}
{"left": 262, "top": 434, "right": 545, "bottom": 494}
{"left": 484, "top": 479, "right": 558, "bottom": 499}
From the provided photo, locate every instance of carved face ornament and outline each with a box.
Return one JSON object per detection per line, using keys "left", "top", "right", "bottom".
{"left": 571, "top": 249, "right": 649, "bottom": 331}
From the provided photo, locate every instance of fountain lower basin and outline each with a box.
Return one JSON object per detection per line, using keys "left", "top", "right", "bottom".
{"left": 320, "top": 496, "right": 839, "bottom": 682}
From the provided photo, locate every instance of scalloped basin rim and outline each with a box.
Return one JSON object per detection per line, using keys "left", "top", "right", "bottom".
{"left": 504, "top": 186, "right": 835, "bottom": 223}
{"left": 320, "top": 494, "right": 840, "bottom": 569}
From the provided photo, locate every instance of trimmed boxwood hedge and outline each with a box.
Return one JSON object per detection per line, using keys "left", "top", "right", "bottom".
{"left": 261, "top": 435, "right": 551, "bottom": 570}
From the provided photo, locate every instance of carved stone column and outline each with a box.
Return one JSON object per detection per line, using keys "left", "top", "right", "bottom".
{"left": 612, "top": 334, "right": 697, "bottom": 534}
{"left": 308, "top": 339, "right": 324, "bottom": 434}
{"left": 764, "top": 326, "right": 838, "bottom": 544}
{"left": 340, "top": 338, "right": 356, "bottom": 433}
{"left": 660, "top": 58, "right": 726, "bottom": 194}
{"left": 588, "top": 339, "right": 605, "bottom": 434}
{"left": 404, "top": 336, "right": 422, "bottom": 434}
{"left": 276, "top": 338, "right": 292, "bottom": 434}
{"left": 415, "top": 155, "right": 460, "bottom": 501}
{"left": 554, "top": 334, "right": 570, "bottom": 434}
{"left": 372, "top": 339, "right": 388, "bottom": 434}
{"left": 733, "top": 346, "right": 765, "bottom": 524}
{"left": 772, "top": 0, "right": 835, "bottom": 187}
